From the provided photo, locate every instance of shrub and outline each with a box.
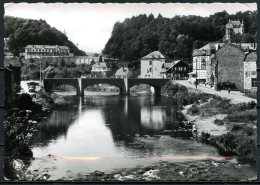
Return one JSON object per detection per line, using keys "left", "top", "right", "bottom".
{"left": 187, "top": 104, "right": 200, "bottom": 115}
{"left": 231, "top": 124, "right": 243, "bottom": 131}
{"left": 228, "top": 109, "right": 256, "bottom": 123}
{"left": 236, "top": 137, "right": 256, "bottom": 162}
{"left": 243, "top": 126, "right": 254, "bottom": 136}
{"left": 214, "top": 119, "right": 224, "bottom": 125}
{"left": 217, "top": 81, "right": 237, "bottom": 90}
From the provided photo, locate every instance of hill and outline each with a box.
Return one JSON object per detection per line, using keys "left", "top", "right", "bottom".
{"left": 4, "top": 16, "right": 86, "bottom": 56}
{"left": 103, "top": 11, "right": 256, "bottom": 63}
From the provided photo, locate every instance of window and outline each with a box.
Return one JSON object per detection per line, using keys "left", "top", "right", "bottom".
{"left": 201, "top": 59, "right": 206, "bottom": 70}
{"left": 149, "top": 68, "right": 152, "bottom": 72}
{"left": 183, "top": 67, "right": 186, "bottom": 71}
{"left": 252, "top": 78, "right": 257, "bottom": 87}
{"left": 149, "top": 61, "right": 152, "bottom": 65}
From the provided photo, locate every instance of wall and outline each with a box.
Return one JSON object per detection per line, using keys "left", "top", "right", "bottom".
{"left": 192, "top": 55, "right": 209, "bottom": 80}
{"left": 141, "top": 59, "right": 165, "bottom": 78}
{"left": 244, "top": 62, "right": 257, "bottom": 90}
{"left": 216, "top": 44, "right": 245, "bottom": 91}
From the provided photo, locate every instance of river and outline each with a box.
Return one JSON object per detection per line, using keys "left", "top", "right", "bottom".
{"left": 20, "top": 93, "right": 255, "bottom": 181}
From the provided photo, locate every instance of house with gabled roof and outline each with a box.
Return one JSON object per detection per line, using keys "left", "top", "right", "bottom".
{"left": 162, "top": 60, "right": 189, "bottom": 80}
{"left": 140, "top": 51, "right": 166, "bottom": 78}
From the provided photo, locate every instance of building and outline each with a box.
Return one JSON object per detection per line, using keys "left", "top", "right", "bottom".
{"left": 163, "top": 60, "right": 189, "bottom": 80}
{"left": 4, "top": 38, "right": 14, "bottom": 58}
{"left": 91, "top": 62, "right": 109, "bottom": 77}
{"left": 191, "top": 43, "right": 224, "bottom": 84}
{"left": 24, "top": 45, "right": 71, "bottom": 59}
{"left": 75, "top": 56, "right": 94, "bottom": 65}
{"left": 211, "top": 43, "right": 256, "bottom": 91}
{"left": 244, "top": 51, "right": 257, "bottom": 90}
{"left": 4, "top": 57, "right": 21, "bottom": 108}
{"left": 225, "top": 20, "right": 244, "bottom": 41}
{"left": 115, "top": 67, "right": 129, "bottom": 78}
{"left": 140, "top": 51, "right": 166, "bottom": 78}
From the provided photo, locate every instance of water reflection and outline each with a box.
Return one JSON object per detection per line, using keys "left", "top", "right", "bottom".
{"left": 141, "top": 107, "right": 166, "bottom": 130}
{"left": 29, "top": 95, "right": 219, "bottom": 178}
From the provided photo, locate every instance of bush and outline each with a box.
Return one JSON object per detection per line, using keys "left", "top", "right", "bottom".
{"left": 228, "top": 109, "right": 256, "bottom": 123}
{"left": 187, "top": 104, "right": 200, "bottom": 115}
{"left": 244, "top": 89, "right": 257, "bottom": 99}
{"left": 236, "top": 137, "right": 256, "bottom": 162}
{"left": 214, "top": 119, "right": 224, "bottom": 125}
{"left": 231, "top": 124, "right": 243, "bottom": 131}
{"left": 217, "top": 81, "right": 237, "bottom": 90}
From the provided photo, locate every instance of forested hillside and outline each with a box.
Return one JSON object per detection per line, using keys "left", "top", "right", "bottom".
{"left": 4, "top": 16, "right": 86, "bottom": 56}
{"left": 103, "top": 11, "right": 256, "bottom": 62}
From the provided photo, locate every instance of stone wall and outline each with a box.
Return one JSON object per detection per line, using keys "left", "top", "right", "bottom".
{"left": 216, "top": 44, "right": 245, "bottom": 91}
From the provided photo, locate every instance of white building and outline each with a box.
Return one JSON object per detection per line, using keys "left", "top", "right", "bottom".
{"left": 91, "top": 62, "right": 108, "bottom": 72}
{"left": 115, "top": 67, "right": 129, "bottom": 78}
{"left": 244, "top": 51, "right": 257, "bottom": 90}
{"left": 225, "top": 20, "right": 244, "bottom": 41}
{"left": 75, "top": 56, "right": 94, "bottom": 65}
{"left": 24, "top": 45, "right": 71, "bottom": 59}
{"left": 140, "top": 51, "right": 166, "bottom": 78}
{"left": 191, "top": 43, "right": 224, "bottom": 83}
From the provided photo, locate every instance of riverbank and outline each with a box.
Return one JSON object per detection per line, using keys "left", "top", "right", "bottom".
{"left": 4, "top": 89, "right": 73, "bottom": 180}
{"left": 162, "top": 81, "right": 257, "bottom": 164}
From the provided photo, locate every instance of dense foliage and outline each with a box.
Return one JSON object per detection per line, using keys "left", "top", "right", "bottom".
{"left": 103, "top": 11, "right": 256, "bottom": 62}
{"left": 4, "top": 16, "right": 86, "bottom": 56}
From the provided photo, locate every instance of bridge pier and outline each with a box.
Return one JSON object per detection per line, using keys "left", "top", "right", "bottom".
{"left": 119, "top": 87, "right": 129, "bottom": 96}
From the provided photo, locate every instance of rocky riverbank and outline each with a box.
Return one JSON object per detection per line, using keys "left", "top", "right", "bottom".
{"left": 161, "top": 81, "right": 257, "bottom": 164}
{"left": 4, "top": 89, "right": 72, "bottom": 180}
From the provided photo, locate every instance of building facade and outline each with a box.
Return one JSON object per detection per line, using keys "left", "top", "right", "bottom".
{"left": 164, "top": 60, "right": 189, "bottom": 79}
{"left": 191, "top": 43, "right": 224, "bottom": 84}
{"left": 244, "top": 52, "right": 257, "bottom": 90}
{"left": 140, "top": 51, "right": 166, "bottom": 78}
{"left": 91, "top": 62, "right": 109, "bottom": 77}
{"left": 24, "top": 45, "right": 71, "bottom": 59}
{"left": 115, "top": 67, "right": 129, "bottom": 78}
{"left": 213, "top": 44, "right": 246, "bottom": 91}
{"left": 4, "top": 57, "right": 21, "bottom": 108}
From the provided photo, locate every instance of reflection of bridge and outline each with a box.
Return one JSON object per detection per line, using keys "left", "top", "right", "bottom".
{"left": 43, "top": 78, "right": 170, "bottom": 96}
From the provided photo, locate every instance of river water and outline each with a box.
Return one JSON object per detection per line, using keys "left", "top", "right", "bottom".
{"left": 21, "top": 94, "right": 255, "bottom": 181}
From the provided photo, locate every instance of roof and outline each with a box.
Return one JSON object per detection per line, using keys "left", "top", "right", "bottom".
{"left": 4, "top": 57, "right": 21, "bottom": 68}
{"left": 115, "top": 67, "right": 129, "bottom": 76}
{"left": 25, "top": 45, "right": 69, "bottom": 50}
{"left": 141, "top": 51, "right": 165, "bottom": 59}
{"left": 226, "top": 20, "right": 243, "bottom": 28}
{"left": 199, "top": 43, "right": 216, "bottom": 50}
{"left": 92, "top": 62, "right": 107, "bottom": 68}
{"left": 244, "top": 51, "right": 257, "bottom": 62}
{"left": 193, "top": 43, "right": 225, "bottom": 56}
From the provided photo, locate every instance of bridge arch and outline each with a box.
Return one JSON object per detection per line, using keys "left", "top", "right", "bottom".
{"left": 81, "top": 78, "right": 127, "bottom": 96}
{"left": 128, "top": 78, "right": 169, "bottom": 96}
{"left": 43, "top": 78, "right": 81, "bottom": 95}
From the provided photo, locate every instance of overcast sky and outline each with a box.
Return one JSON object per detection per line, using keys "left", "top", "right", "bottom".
{"left": 4, "top": 3, "right": 257, "bottom": 53}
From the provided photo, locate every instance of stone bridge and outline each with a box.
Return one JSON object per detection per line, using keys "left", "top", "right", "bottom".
{"left": 43, "top": 78, "right": 170, "bottom": 96}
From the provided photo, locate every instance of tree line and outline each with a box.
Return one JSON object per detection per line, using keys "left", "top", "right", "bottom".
{"left": 4, "top": 16, "right": 86, "bottom": 56}
{"left": 103, "top": 10, "right": 256, "bottom": 63}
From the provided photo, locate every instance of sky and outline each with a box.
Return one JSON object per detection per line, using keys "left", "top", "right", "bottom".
{"left": 4, "top": 3, "right": 257, "bottom": 53}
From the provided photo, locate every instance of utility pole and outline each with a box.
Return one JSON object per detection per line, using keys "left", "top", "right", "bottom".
{"left": 196, "top": 59, "right": 198, "bottom": 89}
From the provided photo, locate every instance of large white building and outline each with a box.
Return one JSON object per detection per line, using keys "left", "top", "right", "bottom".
{"left": 225, "top": 20, "right": 244, "bottom": 41}
{"left": 140, "top": 51, "right": 166, "bottom": 78}
{"left": 24, "top": 45, "right": 71, "bottom": 59}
